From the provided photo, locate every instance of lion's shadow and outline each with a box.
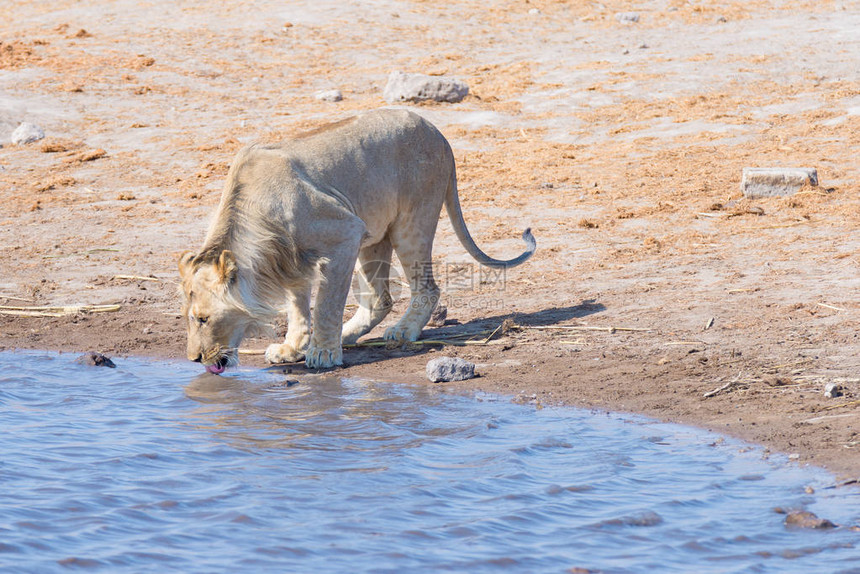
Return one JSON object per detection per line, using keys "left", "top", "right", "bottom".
{"left": 340, "top": 299, "right": 605, "bottom": 369}
{"left": 262, "top": 300, "right": 605, "bottom": 373}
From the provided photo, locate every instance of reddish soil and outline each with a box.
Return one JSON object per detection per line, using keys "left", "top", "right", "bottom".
{"left": 1, "top": 1, "right": 858, "bottom": 478}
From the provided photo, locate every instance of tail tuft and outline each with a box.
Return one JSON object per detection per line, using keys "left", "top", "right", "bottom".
{"left": 521, "top": 228, "right": 537, "bottom": 256}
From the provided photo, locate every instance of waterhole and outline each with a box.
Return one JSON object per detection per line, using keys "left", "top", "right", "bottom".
{"left": 1, "top": 351, "right": 858, "bottom": 573}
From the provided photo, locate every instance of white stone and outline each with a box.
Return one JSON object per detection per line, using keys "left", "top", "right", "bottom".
{"left": 315, "top": 89, "right": 343, "bottom": 102}
{"left": 824, "top": 383, "right": 843, "bottom": 398}
{"left": 10, "top": 122, "right": 45, "bottom": 145}
{"left": 615, "top": 12, "right": 640, "bottom": 24}
{"left": 426, "top": 356, "right": 476, "bottom": 383}
{"left": 742, "top": 167, "right": 818, "bottom": 198}
{"left": 383, "top": 71, "right": 469, "bottom": 104}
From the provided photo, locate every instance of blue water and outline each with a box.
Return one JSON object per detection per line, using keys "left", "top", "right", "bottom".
{"left": 0, "top": 351, "right": 858, "bottom": 573}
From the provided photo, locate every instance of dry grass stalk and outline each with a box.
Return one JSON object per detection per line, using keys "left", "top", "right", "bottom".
{"left": 823, "top": 399, "right": 860, "bottom": 412}
{"left": 0, "top": 310, "right": 68, "bottom": 318}
{"left": 817, "top": 302, "right": 846, "bottom": 312}
{"left": 238, "top": 349, "right": 265, "bottom": 355}
{"left": 0, "top": 294, "right": 35, "bottom": 303}
{"left": 704, "top": 372, "right": 745, "bottom": 398}
{"left": 0, "top": 303, "right": 121, "bottom": 317}
{"left": 523, "top": 325, "right": 651, "bottom": 333}
{"left": 481, "top": 322, "right": 506, "bottom": 344}
{"left": 768, "top": 358, "right": 815, "bottom": 370}
{"left": 113, "top": 274, "right": 161, "bottom": 282}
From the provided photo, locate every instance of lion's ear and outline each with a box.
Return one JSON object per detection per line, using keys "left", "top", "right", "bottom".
{"left": 217, "top": 250, "right": 238, "bottom": 284}
{"left": 178, "top": 251, "right": 196, "bottom": 279}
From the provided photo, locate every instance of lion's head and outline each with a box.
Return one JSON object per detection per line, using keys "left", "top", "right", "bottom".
{"left": 178, "top": 249, "right": 250, "bottom": 374}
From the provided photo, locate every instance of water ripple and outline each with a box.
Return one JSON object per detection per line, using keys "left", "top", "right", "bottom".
{"left": 0, "top": 351, "right": 858, "bottom": 573}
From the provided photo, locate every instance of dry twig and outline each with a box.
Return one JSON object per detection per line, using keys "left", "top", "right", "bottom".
{"left": 0, "top": 303, "right": 121, "bottom": 317}
{"left": 113, "top": 274, "right": 161, "bottom": 282}
{"left": 0, "top": 294, "right": 34, "bottom": 303}
{"left": 823, "top": 399, "right": 860, "bottom": 412}
{"left": 523, "top": 325, "right": 650, "bottom": 333}
{"left": 704, "top": 372, "right": 745, "bottom": 398}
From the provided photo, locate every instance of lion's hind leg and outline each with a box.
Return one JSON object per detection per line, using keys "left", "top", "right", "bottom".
{"left": 342, "top": 240, "right": 394, "bottom": 344}
{"left": 265, "top": 284, "right": 311, "bottom": 364}
{"left": 384, "top": 231, "right": 440, "bottom": 343}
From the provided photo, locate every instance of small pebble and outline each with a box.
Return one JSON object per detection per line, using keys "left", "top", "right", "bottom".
{"left": 614, "top": 12, "right": 640, "bottom": 24}
{"left": 11, "top": 122, "right": 45, "bottom": 145}
{"left": 315, "top": 89, "right": 343, "bottom": 102}
{"left": 426, "top": 356, "right": 476, "bottom": 383}
{"left": 824, "top": 383, "right": 843, "bottom": 398}
{"left": 383, "top": 71, "right": 469, "bottom": 104}
{"left": 742, "top": 167, "right": 818, "bottom": 198}
{"left": 784, "top": 510, "right": 837, "bottom": 529}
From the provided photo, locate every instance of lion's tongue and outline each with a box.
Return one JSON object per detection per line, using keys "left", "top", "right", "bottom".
{"left": 206, "top": 363, "right": 226, "bottom": 375}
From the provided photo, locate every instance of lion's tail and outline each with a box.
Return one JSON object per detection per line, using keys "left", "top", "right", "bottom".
{"left": 444, "top": 159, "right": 536, "bottom": 269}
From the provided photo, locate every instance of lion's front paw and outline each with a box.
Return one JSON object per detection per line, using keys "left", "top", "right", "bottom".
{"left": 265, "top": 343, "right": 305, "bottom": 365}
{"left": 305, "top": 345, "right": 343, "bottom": 369}
{"left": 383, "top": 323, "right": 422, "bottom": 343}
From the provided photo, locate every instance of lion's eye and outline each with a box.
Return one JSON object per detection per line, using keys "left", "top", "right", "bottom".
{"left": 197, "top": 316, "right": 209, "bottom": 325}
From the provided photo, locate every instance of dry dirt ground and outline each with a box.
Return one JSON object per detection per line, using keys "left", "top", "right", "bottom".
{"left": 1, "top": 1, "right": 859, "bottom": 478}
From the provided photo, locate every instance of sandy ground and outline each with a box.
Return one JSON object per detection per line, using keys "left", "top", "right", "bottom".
{"left": 1, "top": 1, "right": 859, "bottom": 478}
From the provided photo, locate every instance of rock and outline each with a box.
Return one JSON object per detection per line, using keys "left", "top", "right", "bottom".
{"left": 598, "top": 510, "right": 664, "bottom": 528}
{"left": 824, "top": 383, "right": 843, "bottom": 398}
{"left": 75, "top": 351, "right": 116, "bottom": 368}
{"left": 11, "top": 122, "right": 45, "bottom": 145}
{"left": 426, "top": 356, "right": 476, "bottom": 383}
{"left": 614, "top": 12, "right": 640, "bottom": 24}
{"left": 742, "top": 167, "right": 818, "bottom": 198}
{"left": 315, "top": 89, "right": 343, "bottom": 102}
{"left": 784, "top": 510, "right": 837, "bottom": 530}
{"left": 383, "top": 71, "right": 469, "bottom": 104}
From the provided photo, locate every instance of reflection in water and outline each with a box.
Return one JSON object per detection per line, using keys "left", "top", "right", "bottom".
{"left": 183, "top": 372, "right": 473, "bottom": 455}
{"left": 0, "top": 350, "right": 859, "bottom": 573}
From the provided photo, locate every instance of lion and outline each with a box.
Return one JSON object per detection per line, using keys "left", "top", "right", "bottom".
{"left": 179, "top": 109, "right": 535, "bottom": 372}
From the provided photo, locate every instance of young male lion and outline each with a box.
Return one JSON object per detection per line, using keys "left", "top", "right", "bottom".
{"left": 179, "top": 109, "right": 535, "bottom": 372}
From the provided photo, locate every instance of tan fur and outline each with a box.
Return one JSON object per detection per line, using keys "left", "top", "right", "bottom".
{"left": 178, "top": 109, "right": 535, "bottom": 369}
